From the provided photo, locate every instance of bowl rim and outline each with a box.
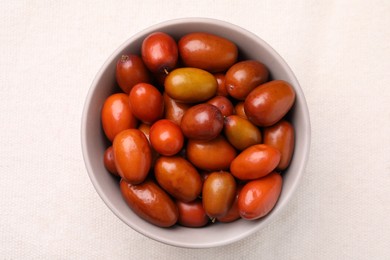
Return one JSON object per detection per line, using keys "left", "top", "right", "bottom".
{"left": 81, "top": 17, "right": 311, "bottom": 248}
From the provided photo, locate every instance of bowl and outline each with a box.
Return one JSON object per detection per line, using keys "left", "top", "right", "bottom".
{"left": 81, "top": 18, "right": 311, "bottom": 248}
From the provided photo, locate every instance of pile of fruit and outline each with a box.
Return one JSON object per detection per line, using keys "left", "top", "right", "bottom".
{"left": 101, "top": 32, "right": 295, "bottom": 227}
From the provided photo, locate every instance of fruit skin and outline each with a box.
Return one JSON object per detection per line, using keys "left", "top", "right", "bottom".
{"left": 186, "top": 135, "right": 237, "bottom": 171}
{"left": 149, "top": 119, "right": 184, "bottom": 156}
{"left": 164, "top": 67, "right": 218, "bottom": 103}
{"left": 202, "top": 171, "right": 236, "bottom": 218}
{"left": 224, "top": 115, "right": 262, "bottom": 151}
{"left": 154, "top": 156, "right": 202, "bottom": 202}
{"left": 103, "top": 146, "right": 119, "bottom": 176}
{"left": 116, "top": 54, "right": 151, "bottom": 94}
{"left": 263, "top": 120, "right": 295, "bottom": 170}
{"left": 180, "top": 103, "right": 223, "bottom": 141}
{"left": 225, "top": 60, "right": 269, "bottom": 100}
{"left": 120, "top": 179, "right": 178, "bottom": 227}
{"left": 234, "top": 102, "right": 247, "bottom": 119}
{"left": 141, "top": 32, "right": 178, "bottom": 73}
{"left": 176, "top": 199, "right": 209, "bottom": 228}
{"left": 113, "top": 129, "right": 152, "bottom": 184}
{"left": 163, "top": 92, "right": 191, "bottom": 125}
{"left": 238, "top": 172, "right": 282, "bottom": 220}
{"left": 244, "top": 80, "right": 296, "bottom": 127}
{"left": 230, "top": 144, "right": 281, "bottom": 180}
{"left": 179, "top": 32, "right": 238, "bottom": 73}
{"left": 101, "top": 93, "right": 138, "bottom": 142}
{"left": 214, "top": 73, "right": 228, "bottom": 96}
{"left": 129, "top": 83, "right": 164, "bottom": 124}
{"left": 138, "top": 123, "right": 160, "bottom": 167}
{"left": 138, "top": 123, "right": 151, "bottom": 142}
{"left": 207, "top": 96, "right": 234, "bottom": 117}
{"left": 217, "top": 184, "right": 243, "bottom": 223}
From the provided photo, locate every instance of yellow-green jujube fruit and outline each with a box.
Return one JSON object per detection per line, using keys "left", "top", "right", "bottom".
{"left": 164, "top": 67, "right": 218, "bottom": 103}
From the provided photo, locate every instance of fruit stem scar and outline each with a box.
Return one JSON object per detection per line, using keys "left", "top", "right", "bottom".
{"left": 121, "top": 55, "right": 129, "bottom": 62}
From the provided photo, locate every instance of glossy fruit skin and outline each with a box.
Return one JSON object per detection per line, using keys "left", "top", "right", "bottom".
{"left": 101, "top": 93, "right": 138, "bottom": 142}
{"left": 224, "top": 115, "right": 262, "bottom": 150}
{"left": 202, "top": 171, "right": 236, "bottom": 218}
{"left": 176, "top": 199, "right": 209, "bottom": 227}
{"left": 263, "top": 120, "right": 295, "bottom": 170}
{"left": 163, "top": 92, "right": 191, "bottom": 125}
{"left": 180, "top": 104, "right": 223, "bottom": 141}
{"left": 244, "top": 80, "right": 296, "bottom": 127}
{"left": 164, "top": 67, "right": 217, "bottom": 103}
{"left": 207, "top": 96, "right": 234, "bottom": 117}
{"left": 186, "top": 135, "right": 237, "bottom": 171}
{"left": 214, "top": 73, "right": 228, "bottom": 96}
{"left": 154, "top": 156, "right": 202, "bottom": 202}
{"left": 238, "top": 172, "right": 282, "bottom": 220}
{"left": 230, "top": 144, "right": 281, "bottom": 180}
{"left": 129, "top": 83, "right": 164, "bottom": 124}
{"left": 120, "top": 179, "right": 178, "bottom": 227}
{"left": 103, "top": 146, "right": 119, "bottom": 177}
{"left": 149, "top": 119, "right": 184, "bottom": 156}
{"left": 179, "top": 32, "right": 238, "bottom": 73}
{"left": 225, "top": 60, "right": 269, "bottom": 100}
{"left": 234, "top": 102, "right": 247, "bottom": 119}
{"left": 116, "top": 54, "right": 151, "bottom": 94}
{"left": 217, "top": 184, "right": 243, "bottom": 223}
{"left": 113, "top": 129, "right": 152, "bottom": 184}
{"left": 141, "top": 32, "right": 178, "bottom": 73}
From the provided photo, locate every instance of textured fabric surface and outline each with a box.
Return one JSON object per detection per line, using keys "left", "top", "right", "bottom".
{"left": 1, "top": 0, "right": 389, "bottom": 259}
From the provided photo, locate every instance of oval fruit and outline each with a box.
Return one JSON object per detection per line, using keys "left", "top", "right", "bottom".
{"left": 113, "top": 129, "right": 152, "bottom": 184}
{"left": 230, "top": 144, "right": 281, "bottom": 180}
{"left": 141, "top": 32, "right": 178, "bottom": 73}
{"left": 101, "top": 93, "right": 138, "bottom": 142}
{"left": 129, "top": 83, "right": 164, "bottom": 124}
{"left": 120, "top": 179, "right": 178, "bottom": 227}
{"left": 180, "top": 103, "right": 223, "bottom": 140}
{"left": 179, "top": 32, "right": 238, "bottom": 73}
{"left": 116, "top": 54, "right": 151, "bottom": 94}
{"left": 176, "top": 199, "right": 209, "bottom": 228}
{"left": 103, "top": 146, "right": 118, "bottom": 176}
{"left": 225, "top": 60, "right": 269, "bottom": 100}
{"left": 154, "top": 156, "right": 202, "bottom": 202}
{"left": 224, "top": 115, "right": 262, "bottom": 150}
{"left": 202, "top": 171, "right": 236, "bottom": 218}
{"left": 263, "top": 120, "right": 295, "bottom": 170}
{"left": 207, "top": 96, "right": 234, "bottom": 117}
{"left": 244, "top": 80, "right": 296, "bottom": 127}
{"left": 149, "top": 119, "right": 184, "bottom": 156}
{"left": 163, "top": 92, "right": 191, "bottom": 125}
{"left": 186, "top": 135, "right": 237, "bottom": 171}
{"left": 238, "top": 172, "right": 282, "bottom": 220}
{"left": 164, "top": 67, "right": 217, "bottom": 103}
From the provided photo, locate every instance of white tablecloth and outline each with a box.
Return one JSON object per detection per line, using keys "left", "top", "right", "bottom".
{"left": 1, "top": 0, "right": 389, "bottom": 259}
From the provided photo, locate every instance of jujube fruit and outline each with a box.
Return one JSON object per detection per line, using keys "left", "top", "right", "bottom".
{"left": 244, "top": 80, "right": 295, "bottom": 127}
{"left": 179, "top": 32, "right": 238, "bottom": 73}
{"left": 120, "top": 179, "right": 178, "bottom": 227}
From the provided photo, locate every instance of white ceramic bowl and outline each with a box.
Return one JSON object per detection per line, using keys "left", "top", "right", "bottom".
{"left": 81, "top": 18, "right": 311, "bottom": 248}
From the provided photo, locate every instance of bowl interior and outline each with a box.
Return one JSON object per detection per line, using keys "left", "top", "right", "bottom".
{"left": 81, "top": 18, "right": 310, "bottom": 248}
